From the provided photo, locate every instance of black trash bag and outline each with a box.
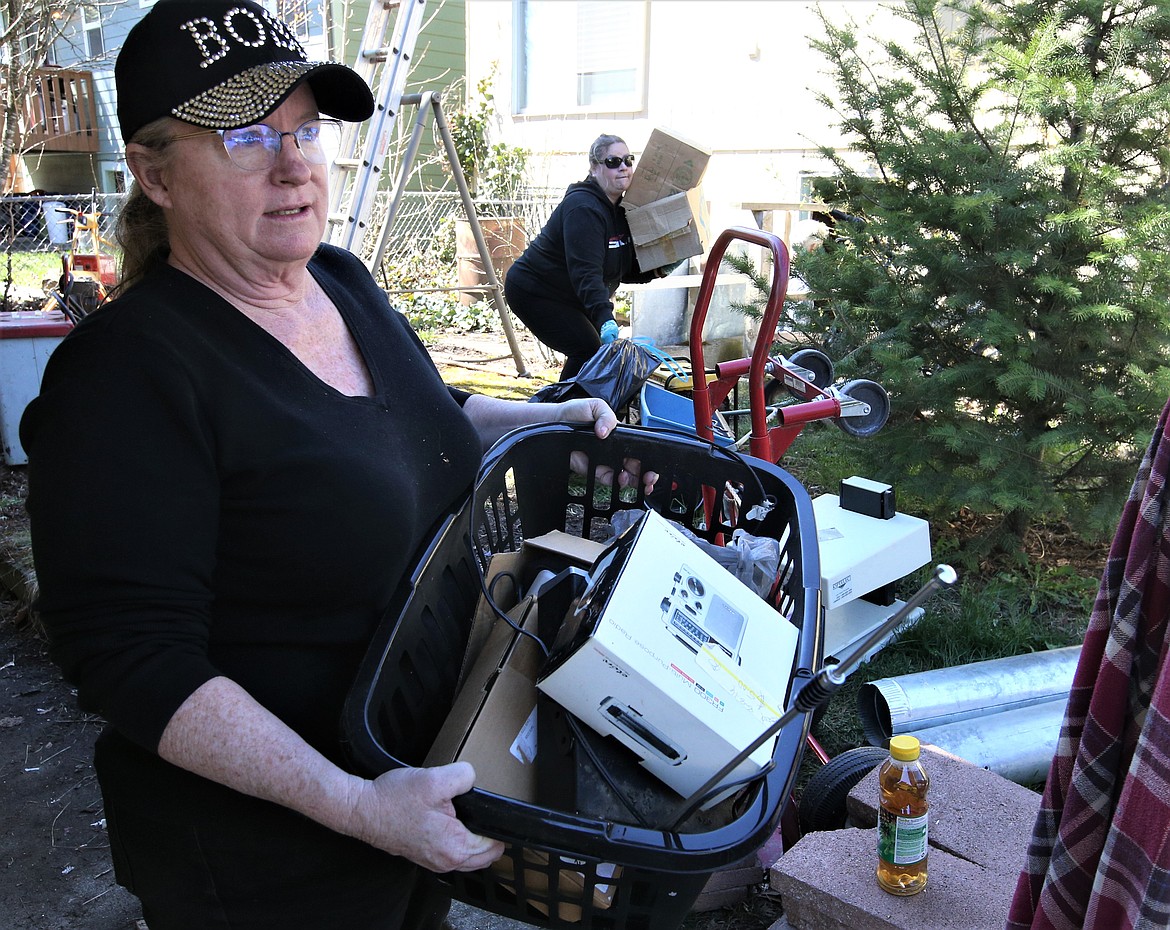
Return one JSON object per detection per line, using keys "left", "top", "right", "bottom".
{"left": 528, "top": 339, "right": 666, "bottom": 410}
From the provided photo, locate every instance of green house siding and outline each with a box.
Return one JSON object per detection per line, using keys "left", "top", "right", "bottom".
{"left": 329, "top": 0, "right": 466, "bottom": 191}
{"left": 411, "top": 0, "right": 466, "bottom": 87}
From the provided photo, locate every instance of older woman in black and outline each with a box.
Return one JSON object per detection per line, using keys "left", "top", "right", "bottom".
{"left": 19, "top": 3, "right": 652, "bottom": 927}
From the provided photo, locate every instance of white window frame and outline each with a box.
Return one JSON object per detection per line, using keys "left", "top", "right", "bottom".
{"left": 513, "top": 0, "right": 648, "bottom": 117}
{"left": 81, "top": 4, "right": 105, "bottom": 59}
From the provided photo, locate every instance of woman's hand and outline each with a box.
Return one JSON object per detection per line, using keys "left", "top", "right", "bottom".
{"left": 346, "top": 762, "right": 504, "bottom": 873}
{"left": 156, "top": 679, "right": 501, "bottom": 874}
{"left": 553, "top": 398, "right": 659, "bottom": 495}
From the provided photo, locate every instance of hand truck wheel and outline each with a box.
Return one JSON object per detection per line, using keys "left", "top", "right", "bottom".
{"left": 764, "top": 347, "right": 836, "bottom": 406}
{"left": 798, "top": 745, "right": 890, "bottom": 834}
{"left": 789, "top": 348, "right": 835, "bottom": 389}
{"left": 835, "top": 379, "right": 890, "bottom": 438}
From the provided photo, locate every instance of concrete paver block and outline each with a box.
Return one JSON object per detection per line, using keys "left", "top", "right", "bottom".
{"left": 692, "top": 860, "right": 763, "bottom": 911}
{"left": 846, "top": 744, "right": 1040, "bottom": 877}
{"left": 771, "top": 827, "right": 1013, "bottom": 930}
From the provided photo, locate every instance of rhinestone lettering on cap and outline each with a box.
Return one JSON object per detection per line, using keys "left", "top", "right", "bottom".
{"left": 115, "top": 0, "right": 374, "bottom": 142}
{"left": 182, "top": 17, "right": 231, "bottom": 67}
{"left": 181, "top": 5, "right": 303, "bottom": 70}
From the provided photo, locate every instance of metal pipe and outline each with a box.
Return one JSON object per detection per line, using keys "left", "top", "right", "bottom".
{"left": 857, "top": 645, "right": 1080, "bottom": 745}
{"left": 365, "top": 92, "right": 434, "bottom": 274}
{"left": 661, "top": 564, "right": 957, "bottom": 829}
{"left": 912, "top": 699, "right": 1068, "bottom": 784}
{"left": 430, "top": 97, "right": 530, "bottom": 376}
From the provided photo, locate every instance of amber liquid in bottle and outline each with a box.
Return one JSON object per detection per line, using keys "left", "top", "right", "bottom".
{"left": 876, "top": 736, "right": 929, "bottom": 895}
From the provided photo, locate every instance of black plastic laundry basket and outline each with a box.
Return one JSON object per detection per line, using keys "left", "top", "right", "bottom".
{"left": 342, "top": 423, "right": 822, "bottom": 930}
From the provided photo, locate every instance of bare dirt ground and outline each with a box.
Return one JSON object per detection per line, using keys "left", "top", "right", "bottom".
{"left": 0, "top": 326, "right": 555, "bottom": 930}
{"left": 0, "top": 590, "right": 144, "bottom": 930}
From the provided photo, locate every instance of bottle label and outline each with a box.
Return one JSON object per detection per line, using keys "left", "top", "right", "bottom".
{"left": 878, "top": 808, "right": 928, "bottom": 865}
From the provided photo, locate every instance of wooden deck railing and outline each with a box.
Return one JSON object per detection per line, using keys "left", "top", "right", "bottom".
{"left": 21, "top": 68, "right": 100, "bottom": 154}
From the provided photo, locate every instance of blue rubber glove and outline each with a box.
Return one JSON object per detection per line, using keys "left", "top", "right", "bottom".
{"left": 600, "top": 320, "right": 620, "bottom": 344}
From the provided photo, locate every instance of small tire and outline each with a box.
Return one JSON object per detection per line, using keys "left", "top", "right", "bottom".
{"left": 798, "top": 745, "right": 889, "bottom": 835}
{"left": 835, "top": 379, "right": 890, "bottom": 438}
{"left": 764, "top": 348, "right": 835, "bottom": 406}
{"left": 788, "top": 348, "right": 835, "bottom": 389}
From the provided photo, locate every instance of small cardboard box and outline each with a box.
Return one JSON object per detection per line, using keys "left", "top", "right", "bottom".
{"left": 624, "top": 127, "right": 712, "bottom": 271}
{"left": 425, "top": 532, "right": 606, "bottom": 797}
{"left": 536, "top": 511, "right": 799, "bottom": 806}
{"left": 625, "top": 187, "right": 712, "bottom": 270}
{"left": 626, "top": 188, "right": 698, "bottom": 245}
{"left": 813, "top": 493, "right": 932, "bottom": 610}
{"left": 625, "top": 127, "right": 711, "bottom": 207}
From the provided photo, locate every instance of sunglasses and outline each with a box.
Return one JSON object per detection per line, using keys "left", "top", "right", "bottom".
{"left": 168, "top": 119, "right": 343, "bottom": 171}
{"left": 602, "top": 154, "right": 636, "bottom": 169}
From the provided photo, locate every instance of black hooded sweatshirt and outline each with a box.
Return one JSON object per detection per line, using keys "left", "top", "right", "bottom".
{"left": 505, "top": 176, "right": 656, "bottom": 329}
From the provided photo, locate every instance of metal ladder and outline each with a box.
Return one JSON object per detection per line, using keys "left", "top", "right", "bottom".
{"left": 369, "top": 90, "right": 530, "bottom": 375}
{"left": 324, "top": 0, "right": 529, "bottom": 375}
{"left": 325, "top": 0, "right": 427, "bottom": 253}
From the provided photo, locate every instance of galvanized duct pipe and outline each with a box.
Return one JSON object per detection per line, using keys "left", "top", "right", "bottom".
{"left": 858, "top": 646, "right": 1080, "bottom": 746}
{"left": 903, "top": 700, "right": 1068, "bottom": 784}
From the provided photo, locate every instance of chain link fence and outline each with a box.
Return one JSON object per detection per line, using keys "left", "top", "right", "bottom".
{"left": 1, "top": 193, "right": 123, "bottom": 310}
{"left": 2, "top": 189, "right": 560, "bottom": 312}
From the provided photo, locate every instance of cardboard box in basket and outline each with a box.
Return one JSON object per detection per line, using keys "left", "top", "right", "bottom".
{"left": 624, "top": 128, "right": 712, "bottom": 270}
{"left": 424, "top": 592, "right": 541, "bottom": 798}
{"left": 425, "top": 532, "right": 620, "bottom": 921}
{"left": 536, "top": 511, "right": 798, "bottom": 808}
{"left": 425, "top": 532, "right": 605, "bottom": 795}
{"left": 491, "top": 848, "right": 620, "bottom": 922}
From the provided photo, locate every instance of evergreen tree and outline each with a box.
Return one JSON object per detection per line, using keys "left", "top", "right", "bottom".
{"left": 799, "top": 0, "right": 1170, "bottom": 551}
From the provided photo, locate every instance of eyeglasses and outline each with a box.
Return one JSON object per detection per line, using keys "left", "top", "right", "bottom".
{"left": 602, "top": 154, "right": 636, "bottom": 169}
{"left": 167, "top": 119, "right": 343, "bottom": 171}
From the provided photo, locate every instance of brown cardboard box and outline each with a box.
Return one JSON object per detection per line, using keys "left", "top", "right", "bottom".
{"left": 425, "top": 531, "right": 617, "bottom": 921}
{"left": 623, "top": 127, "right": 712, "bottom": 270}
{"left": 625, "top": 128, "right": 711, "bottom": 207}
{"left": 626, "top": 186, "right": 711, "bottom": 270}
{"left": 425, "top": 532, "right": 607, "bottom": 798}
{"left": 424, "top": 594, "right": 542, "bottom": 798}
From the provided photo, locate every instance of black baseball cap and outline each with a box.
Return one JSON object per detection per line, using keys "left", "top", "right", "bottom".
{"left": 115, "top": 0, "right": 374, "bottom": 143}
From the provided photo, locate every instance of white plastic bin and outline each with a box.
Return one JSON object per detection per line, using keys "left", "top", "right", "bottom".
{"left": 42, "top": 201, "right": 71, "bottom": 246}
{"left": 0, "top": 310, "right": 73, "bottom": 464}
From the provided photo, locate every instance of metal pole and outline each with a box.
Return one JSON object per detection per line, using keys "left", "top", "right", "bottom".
{"left": 661, "top": 564, "right": 958, "bottom": 830}
{"left": 366, "top": 92, "right": 434, "bottom": 273}
{"left": 431, "top": 97, "right": 531, "bottom": 377}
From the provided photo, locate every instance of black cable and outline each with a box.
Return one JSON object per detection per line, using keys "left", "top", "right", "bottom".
{"left": 466, "top": 536, "right": 549, "bottom": 658}
{"left": 687, "top": 760, "right": 775, "bottom": 820}
{"left": 664, "top": 759, "right": 776, "bottom": 832}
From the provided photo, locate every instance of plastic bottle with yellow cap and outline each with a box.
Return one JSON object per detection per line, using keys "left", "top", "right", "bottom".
{"left": 876, "top": 734, "right": 930, "bottom": 895}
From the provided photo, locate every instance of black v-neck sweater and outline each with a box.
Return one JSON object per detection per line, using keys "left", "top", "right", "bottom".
{"left": 22, "top": 244, "right": 480, "bottom": 762}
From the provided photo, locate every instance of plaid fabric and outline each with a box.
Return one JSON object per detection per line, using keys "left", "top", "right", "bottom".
{"left": 1006, "top": 399, "right": 1170, "bottom": 930}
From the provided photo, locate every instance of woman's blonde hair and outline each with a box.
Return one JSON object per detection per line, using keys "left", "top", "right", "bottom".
{"left": 115, "top": 118, "right": 176, "bottom": 290}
